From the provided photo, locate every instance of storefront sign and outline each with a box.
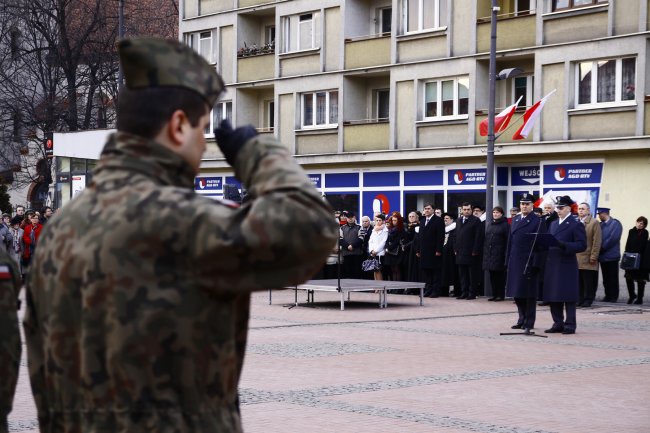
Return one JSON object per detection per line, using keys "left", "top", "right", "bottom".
{"left": 511, "top": 166, "right": 540, "bottom": 186}
{"left": 447, "top": 168, "right": 487, "bottom": 186}
{"left": 404, "top": 170, "right": 443, "bottom": 186}
{"left": 307, "top": 174, "right": 322, "bottom": 188}
{"left": 362, "top": 190, "right": 400, "bottom": 218}
{"left": 543, "top": 163, "right": 603, "bottom": 185}
{"left": 363, "top": 171, "right": 400, "bottom": 187}
{"left": 325, "top": 173, "right": 359, "bottom": 188}
{"left": 195, "top": 177, "right": 222, "bottom": 191}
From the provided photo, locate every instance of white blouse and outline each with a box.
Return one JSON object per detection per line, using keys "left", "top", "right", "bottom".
{"left": 368, "top": 226, "right": 388, "bottom": 257}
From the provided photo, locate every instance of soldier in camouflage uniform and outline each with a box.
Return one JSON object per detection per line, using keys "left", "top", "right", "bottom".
{"left": 24, "top": 38, "right": 337, "bottom": 433}
{"left": 0, "top": 247, "right": 21, "bottom": 433}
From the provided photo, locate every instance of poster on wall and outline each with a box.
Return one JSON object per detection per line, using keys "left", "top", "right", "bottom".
{"left": 540, "top": 188, "right": 600, "bottom": 215}
{"left": 362, "top": 190, "right": 401, "bottom": 218}
{"left": 71, "top": 175, "right": 86, "bottom": 197}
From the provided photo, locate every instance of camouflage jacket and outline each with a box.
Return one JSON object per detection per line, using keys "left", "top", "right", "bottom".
{"left": 0, "top": 247, "right": 21, "bottom": 433}
{"left": 24, "top": 131, "right": 337, "bottom": 433}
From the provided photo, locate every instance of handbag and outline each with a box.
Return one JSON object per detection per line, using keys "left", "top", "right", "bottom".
{"left": 362, "top": 257, "right": 381, "bottom": 272}
{"left": 620, "top": 252, "right": 641, "bottom": 270}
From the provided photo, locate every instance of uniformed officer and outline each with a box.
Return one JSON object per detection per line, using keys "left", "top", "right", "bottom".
{"left": 542, "top": 196, "right": 587, "bottom": 334}
{"left": 505, "top": 193, "right": 544, "bottom": 331}
{"left": 24, "top": 38, "right": 337, "bottom": 433}
{"left": 0, "top": 247, "right": 21, "bottom": 433}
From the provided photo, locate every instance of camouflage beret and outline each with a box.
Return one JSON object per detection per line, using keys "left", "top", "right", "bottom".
{"left": 118, "top": 38, "right": 225, "bottom": 107}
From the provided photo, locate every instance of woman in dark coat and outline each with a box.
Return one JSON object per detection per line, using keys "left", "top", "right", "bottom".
{"left": 483, "top": 207, "right": 509, "bottom": 301}
{"left": 402, "top": 211, "right": 421, "bottom": 285}
{"left": 623, "top": 216, "right": 649, "bottom": 304}
{"left": 442, "top": 213, "right": 458, "bottom": 297}
{"left": 383, "top": 212, "right": 406, "bottom": 281}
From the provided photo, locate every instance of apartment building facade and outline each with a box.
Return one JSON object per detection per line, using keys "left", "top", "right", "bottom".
{"left": 125, "top": 1, "right": 649, "bottom": 222}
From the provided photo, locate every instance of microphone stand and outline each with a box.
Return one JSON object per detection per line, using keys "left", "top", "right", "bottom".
{"left": 500, "top": 216, "right": 547, "bottom": 338}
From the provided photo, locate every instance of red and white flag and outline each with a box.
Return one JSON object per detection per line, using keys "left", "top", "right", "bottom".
{"left": 479, "top": 95, "right": 522, "bottom": 137}
{"left": 512, "top": 90, "right": 556, "bottom": 140}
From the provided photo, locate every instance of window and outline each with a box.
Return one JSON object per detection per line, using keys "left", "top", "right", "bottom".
{"left": 265, "top": 25, "right": 276, "bottom": 44}
{"left": 514, "top": 0, "right": 533, "bottom": 16}
{"left": 281, "top": 12, "right": 320, "bottom": 53}
{"left": 423, "top": 77, "right": 469, "bottom": 119}
{"left": 553, "top": 0, "right": 606, "bottom": 11}
{"left": 375, "top": 89, "right": 390, "bottom": 120}
{"left": 576, "top": 57, "right": 635, "bottom": 107}
{"left": 403, "top": 0, "right": 445, "bottom": 33}
{"left": 205, "top": 101, "right": 232, "bottom": 135}
{"left": 184, "top": 30, "right": 214, "bottom": 64}
{"left": 377, "top": 7, "right": 392, "bottom": 34}
{"left": 513, "top": 75, "right": 534, "bottom": 107}
{"left": 266, "top": 100, "right": 275, "bottom": 129}
{"left": 302, "top": 90, "right": 338, "bottom": 128}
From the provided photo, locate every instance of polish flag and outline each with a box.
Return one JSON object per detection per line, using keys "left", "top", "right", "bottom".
{"left": 479, "top": 95, "right": 522, "bottom": 137}
{"left": 512, "top": 90, "right": 556, "bottom": 140}
{"left": 0, "top": 265, "right": 11, "bottom": 280}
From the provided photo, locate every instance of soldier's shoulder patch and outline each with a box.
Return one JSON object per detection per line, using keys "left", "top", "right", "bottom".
{"left": 0, "top": 265, "right": 12, "bottom": 280}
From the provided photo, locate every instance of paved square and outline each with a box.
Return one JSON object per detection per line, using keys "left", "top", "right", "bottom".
{"left": 9, "top": 289, "right": 650, "bottom": 433}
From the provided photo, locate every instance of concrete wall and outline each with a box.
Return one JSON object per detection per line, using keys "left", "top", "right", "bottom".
{"left": 279, "top": 93, "right": 295, "bottom": 152}
{"left": 280, "top": 53, "right": 320, "bottom": 77}
{"left": 238, "top": 0, "right": 273, "bottom": 7}
{"left": 541, "top": 63, "right": 565, "bottom": 142}
{"left": 200, "top": 0, "right": 231, "bottom": 15}
{"left": 397, "top": 35, "right": 447, "bottom": 63}
{"left": 451, "top": 0, "right": 474, "bottom": 56}
{"left": 237, "top": 54, "right": 275, "bottom": 82}
{"left": 296, "top": 132, "right": 338, "bottom": 154}
{"left": 325, "top": 7, "right": 341, "bottom": 72}
{"left": 220, "top": 26, "right": 235, "bottom": 84}
{"left": 570, "top": 111, "right": 637, "bottom": 140}
{"left": 396, "top": 81, "right": 415, "bottom": 149}
{"left": 476, "top": 15, "right": 536, "bottom": 52}
{"left": 417, "top": 124, "right": 467, "bottom": 147}
{"left": 544, "top": 11, "right": 608, "bottom": 45}
{"left": 614, "top": 0, "right": 639, "bottom": 35}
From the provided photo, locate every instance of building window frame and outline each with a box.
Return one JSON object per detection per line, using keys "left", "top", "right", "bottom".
{"left": 512, "top": 75, "right": 534, "bottom": 108}
{"left": 281, "top": 12, "right": 320, "bottom": 53}
{"left": 422, "top": 77, "right": 469, "bottom": 121}
{"left": 205, "top": 101, "right": 232, "bottom": 136}
{"left": 301, "top": 90, "right": 339, "bottom": 129}
{"left": 374, "top": 89, "right": 390, "bottom": 121}
{"left": 377, "top": 7, "right": 392, "bottom": 34}
{"left": 575, "top": 57, "right": 636, "bottom": 109}
{"left": 184, "top": 30, "right": 216, "bottom": 65}
{"left": 403, "top": 0, "right": 442, "bottom": 34}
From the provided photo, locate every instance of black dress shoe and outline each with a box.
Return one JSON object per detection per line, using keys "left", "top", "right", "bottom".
{"left": 457, "top": 294, "right": 468, "bottom": 299}
{"left": 600, "top": 297, "right": 611, "bottom": 302}
{"left": 488, "top": 297, "right": 496, "bottom": 301}
{"left": 634, "top": 299, "right": 643, "bottom": 305}
{"left": 582, "top": 302, "right": 592, "bottom": 308}
{"left": 511, "top": 324, "right": 524, "bottom": 329}
{"left": 538, "top": 301, "right": 550, "bottom": 306}
{"left": 544, "top": 327, "right": 564, "bottom": 333}
{"left": 466, "top": 295, "right": 477, "bottom": 300}
{"left": 494, "top": 297, "right": 504, "bottom": 302}
{"left": 561, "top": 329, "right": 575, "bottom": 334}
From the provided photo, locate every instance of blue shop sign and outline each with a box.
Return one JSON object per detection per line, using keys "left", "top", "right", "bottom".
{"left": 225, "top": 176, "right": 242, "bottom": 189}
{"left": 543, "top": 163, "right": 603, "bottom": 185}
{"left": 447, "top": 168, "right": 487, "bottom": 186}
{"left": 307, "top": 173, "right": 322, "bottom": 188}
{"left": 404, "top": 170, "right": 444, "bottom": 186}
{"left": 325, "top": 172, "right": 359, "bottom": 188}
{"left": 511, "top": 166, "right": 540, "bottom": 186}
{"left": 195, "top": 176, "right": 222, "bottom": 191}
{"left": 363, "top": 171, "right": 400, "bottom": 187}
{"left": 362, "top": 190, "right": 401, "bottom": 218}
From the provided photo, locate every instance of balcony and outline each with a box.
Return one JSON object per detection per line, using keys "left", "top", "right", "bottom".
{"left": 344, "top": 35, "right": 390, "bottom": 69}
{"left": 238, "top": 0, "right": 276, "bottom": 7}
{"left": 476, "top": 14, "right": 536, "bottom": 52}
{"left": 543, "top": 6, "right": 608, "bottom": 45}
{"left": 343, "top": 121, "right": 389, "bottom": 152}
{"left": 237, "top": 52, "right": 274, "bottom": 82}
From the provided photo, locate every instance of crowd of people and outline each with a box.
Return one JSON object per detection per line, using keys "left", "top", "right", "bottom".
{"left": 0, "top": 205, "right": 55, "bottom": 282}
{"left": 323, "top": 196, "right": 650, "bottom": 332}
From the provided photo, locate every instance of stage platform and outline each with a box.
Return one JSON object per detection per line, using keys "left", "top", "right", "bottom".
{"left": 270, "top": 279, "right": 426, "bottom": 310}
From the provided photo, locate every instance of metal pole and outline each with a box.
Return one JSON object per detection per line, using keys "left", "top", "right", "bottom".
{"left": 485, "top": 0, "right": 498, "bottom": 224}
{"left": 117, "top": 0, "right": 125, "bottom": 86}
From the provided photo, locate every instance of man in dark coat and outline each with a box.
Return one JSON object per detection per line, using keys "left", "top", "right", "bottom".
{"left": 340, "top": 212, "right": 363, "bottom": 279}
{"left": 454, "top": 202, "right": 484, "bottom": 299}
{"left": 542, "top": 196, "right": 587, "bottom": 334}
{"left": 416, "top": 203, "right": 445, "bottom": 297}
{"left": 505, "top": 194, "right": 544, "bottom": 330}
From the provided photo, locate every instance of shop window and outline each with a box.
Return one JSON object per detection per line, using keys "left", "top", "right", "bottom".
{"left": 576, "top": 57, "right": 635, "bottom": 107}
{"left": 423, "top": 77, "right": 469, "bottom": 120}
{"left": 301, "top": 90, "right": 338, "bottom": 129}
{"left": 281, "top": 12, "right": 320, "bottom": 53}
{"left": 403, "top": 0, "right": 446, "bottom": 34}
{"left": 552, "top": 0, "right": 606, "bottom": 12}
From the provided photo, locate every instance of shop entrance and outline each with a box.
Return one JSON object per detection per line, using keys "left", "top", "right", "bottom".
{"left": 324, "top": 192, "right": 359, "bottom": 216}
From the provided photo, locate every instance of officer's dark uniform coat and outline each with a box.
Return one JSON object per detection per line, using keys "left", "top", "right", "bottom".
{"left": 542, "top": 216, "right": 587, "bottom": 302}
{"left": 505, "top": 212, "right": 544, "bottom": 298}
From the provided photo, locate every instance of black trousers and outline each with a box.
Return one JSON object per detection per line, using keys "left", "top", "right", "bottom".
{"left": 489, "top": 270, "right": 506, "bottom": 299}
{"left": 342, "top": 254, "right": 363, "bottom": 279}
{"left": 514, "top": 297, "right": 536, "bottom": 329}
{"left": 457, "top": 264, "right": 477, "bottom": 297}
{"left": 578, "top": 269, "right": 598, "bottom": 304}
{"left": 421, "top": 267, "right": 442, "bottom": 295}
{"left": 600, "top": 261, "right": 620, "bottom": 301}
{"left": 549, "top": 302, "right": 577, "bottom": 331}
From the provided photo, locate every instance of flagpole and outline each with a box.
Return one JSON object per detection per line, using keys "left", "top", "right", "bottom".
{"left": 485, "top": 0, "right": 498, "bottom": 224}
